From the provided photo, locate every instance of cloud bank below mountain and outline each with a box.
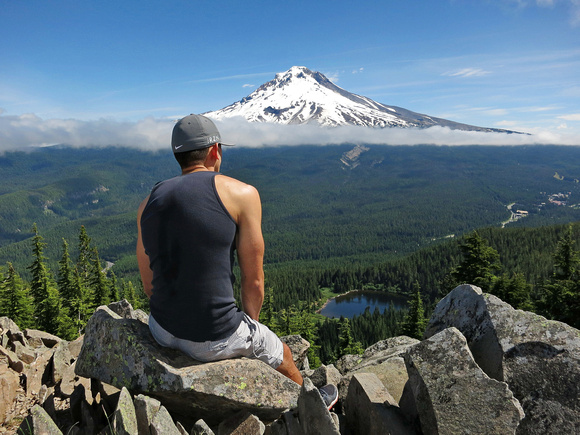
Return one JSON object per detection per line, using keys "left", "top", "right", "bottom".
{"left": 0, "top": 112, "right": 579, "bottom": 154}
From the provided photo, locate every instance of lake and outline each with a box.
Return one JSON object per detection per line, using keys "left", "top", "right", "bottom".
{"left": 319, "top": 291, "right": 409, "bottom": 319}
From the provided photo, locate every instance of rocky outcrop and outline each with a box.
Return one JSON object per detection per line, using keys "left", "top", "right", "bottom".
{"left": 425, "top": 284, "right": 580, "bottom": 434}
{"left": 1, "top": 287, "right": 579, "bottom": 434}
{"left": 403, "top": 327, "right": 524, "bottom": 434}
{"left": 75, "top": 304, "right": 301, "bottom": 426}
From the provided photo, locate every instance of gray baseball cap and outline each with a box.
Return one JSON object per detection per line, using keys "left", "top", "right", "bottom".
{"left": 171, "top": 114, "right": 234, "bottom": 153}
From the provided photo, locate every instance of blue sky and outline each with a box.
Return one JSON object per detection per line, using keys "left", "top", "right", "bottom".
{"left": 1, "top": 0, "right": 579, "bottom": 149}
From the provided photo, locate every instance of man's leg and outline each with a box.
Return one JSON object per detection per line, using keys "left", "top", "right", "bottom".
{"left": 276, "top": 342, "right": 303, "bottom": 385}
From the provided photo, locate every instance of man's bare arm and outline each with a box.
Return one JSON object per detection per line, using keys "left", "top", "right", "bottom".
{"left": 136, "top": 195, "right": 153, "bottom": 298}
{"left": 235, "top": 185, "right": 265, "bottom": 321}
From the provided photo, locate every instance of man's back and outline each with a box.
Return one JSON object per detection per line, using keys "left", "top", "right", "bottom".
{"left": 141, "top": 171, "right": 243, "bottom": 342}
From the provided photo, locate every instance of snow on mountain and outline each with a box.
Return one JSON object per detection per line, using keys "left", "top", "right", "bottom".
{"left": 206, "top": 66, "right": 513, "bottom": 132}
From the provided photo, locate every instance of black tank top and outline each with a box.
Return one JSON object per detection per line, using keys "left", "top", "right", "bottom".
{"left": 141, "top": 171, "right": 243, "bottom": 341}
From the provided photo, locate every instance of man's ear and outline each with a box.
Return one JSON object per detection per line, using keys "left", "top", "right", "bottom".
{"left": 209, "top": 143, "right": 220, "bottom": 159}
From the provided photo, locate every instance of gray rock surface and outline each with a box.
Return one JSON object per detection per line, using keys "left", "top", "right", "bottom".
{"left": 218, "top": 411, "right": 265, "bottom": 435}
{"left": 344, "top": 372, "right": 413, "bottom": 435}
{"left": 18, "top": 404, "right": 63, "bottom": 435}
{"left": 113, "top": 387, "right": 139, "bottom": 435}
{"left": 339, "top": 336, "right": 419, "bottom": 404}
{"left": 405, "top": 326, "right": 524, "bottom": 435}
{"left": 297, "top": 378, "right": 340, "bottom": 435}
{"left": 134, "top": 393, "right": 162, "bottom": 434}
{"left": 0, "top": 362, "right": 20, "bottom": 424}
{"left": 191, "top": 419, "right": 216, "bottom": 435}
{"left": 4, "top": 287, "right": 580, "bottom": 434}
{"left": 426, "top": 284, "right": 580, "bottom": 434}
{"left": 75, "top": 305, "right": 300, "bottom": 426}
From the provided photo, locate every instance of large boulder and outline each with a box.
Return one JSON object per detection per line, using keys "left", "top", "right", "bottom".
{"left": 75, "top": 305, "right": 300, "bottom": 426}
{"left": 340, "top": 336, "right": 419, "bottom": 404}
{"left": 425, "top": 284, "right": 580, "bottom": 434}
{"left": 0, "top": 362, "right": 20, "bottom": 424}
{"left": 403, "top": 327, "right": 524, "bottom": 434}
{"left": 344, "top": 372, "right": 414, "bottom": 434}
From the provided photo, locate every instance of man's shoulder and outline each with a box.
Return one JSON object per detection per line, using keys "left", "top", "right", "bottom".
{"left": 215, "top": 174, "right": 259, "bottom": 197}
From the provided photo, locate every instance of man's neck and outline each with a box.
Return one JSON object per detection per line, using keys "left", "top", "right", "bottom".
{"left": 182, "top": 164, "right": 218, "bottom": 175}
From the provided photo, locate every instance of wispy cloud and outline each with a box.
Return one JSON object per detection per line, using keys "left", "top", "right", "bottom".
{"left": 1, "top": 112, "right": 578, "bottom": 154}
{"left": 242, "top": 84, "right": 255, "bottom": 88}
{"left": 498, "top": 0, "right": 580, "bottom": 26}
{"left": 558, "top": 113, "right": 580, "bottom": 120}
{"left": 442, "top": 68, "right": 492, "bottom": 78}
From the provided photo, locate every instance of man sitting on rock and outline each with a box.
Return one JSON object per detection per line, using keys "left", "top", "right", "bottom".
{"left": 136, "top": 114, "right": 337, "bottom": 409}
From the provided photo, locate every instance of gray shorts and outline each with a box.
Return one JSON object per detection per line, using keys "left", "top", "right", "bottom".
{"left": 148, "top": 313, "right": 284, "bottom": 369}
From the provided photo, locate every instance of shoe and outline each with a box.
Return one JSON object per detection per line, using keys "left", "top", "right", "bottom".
{"left": 319, "top": 384, "right": 338, "bottom": 410}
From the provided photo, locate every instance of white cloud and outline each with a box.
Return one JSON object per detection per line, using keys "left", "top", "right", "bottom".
{"left": 0, "top": 112, "right": 173, "bottom": 152}
{"left": 443, "top": 68, "right": 492, "bottom": 78}
{"left": 242, "top": 84, "right": 255, "bottom": 88}
{"left": 324, "top": 71, "right": 340, "bottom": 83}
{"left": 558, "top": 113, "right": 580, "bottom": 120}
{"left": 1, "top": 112, "right": 579, "bottom": 154}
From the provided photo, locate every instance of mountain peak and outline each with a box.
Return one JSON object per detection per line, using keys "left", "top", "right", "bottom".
{"left": 206, "top": 66, "right": 516, "bottom": 132}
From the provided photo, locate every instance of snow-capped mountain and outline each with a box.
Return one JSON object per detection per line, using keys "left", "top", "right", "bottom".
{"left": 206, "top": 66, "right": 512, "bottom": 132}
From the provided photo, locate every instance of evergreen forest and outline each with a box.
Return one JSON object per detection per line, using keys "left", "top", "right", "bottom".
{"left": 1, "top": 144, "right": 580, "bottom": 365}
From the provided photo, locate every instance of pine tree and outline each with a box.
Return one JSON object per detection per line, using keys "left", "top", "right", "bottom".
{"left": 452, "top": 231, "right": 501, "bottom": 292}
{"left": 536, "top": 225, "right": 580, "bottom": 328}
{"left": 122, "top": 280, "right": 140, "bottom": 310}
{"left": 259, "top": 287, "right": 275, "bottom": 330}
{"left": 109, "top": 271, "right": 119, "bottom": 303}
{"left": 400, "top": 282, "right": 427, "bottom": 340}
{"left": 338, "top": 317, "right": 364, "bottom": 357}
{"left": 57, "top": 239, "right": 85, "bottom": 340}
{"left": 69, "top": 266, "right": 90, "bottom": 337}
{"left": 77, "top": 225, "right": 93, "bottom": 289}
{"left": 28, "top": 224, "right": 61, "bottom": 333}
{"left": 0, "top": 263, "right": 35, "bottom": 329}
{"left": 90, "top": 247, "right": 109, "bottom": 309}
{"left": 491, "top": 273, "right": 533, "bottom": 310}
{"left": 58, "top": 239, "right": 76, "bottom": 310}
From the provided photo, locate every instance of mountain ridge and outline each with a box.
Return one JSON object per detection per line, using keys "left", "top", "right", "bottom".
{"left": 206, "top": 66, "right": 519, "bottom": 133}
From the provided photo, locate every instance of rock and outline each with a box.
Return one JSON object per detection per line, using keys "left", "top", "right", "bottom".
{"left": 344, "top": 372, "right": 414, "bottom": 435}
{"left": 308, "top": 364, "right": 342, "bottom": 389}
{"left": 0, "top": 317, "right": 20, "bottom": 334}
{"left": 24, "top": 347, "right": 57, "bottom": 397}
{"left": 14, "top": 340, "right": 36, "bottom": 364}
{"left": 175, "top": 421, "right": 188, "bottom": 435}
{"left": 108, "top": 299, "right": 150, "bottom": 324}
{"left": 297, "top": 378, "right": 340, "bottom": 435}
{"left": 18, "top": 404, "right": 63, "bottom": 434}
{"left": 0, "top": 344, "right": 24, "bottom": 373}
{"left": 75, "top": 306, "right": 301, "bottom": 426}
{"left": 282, "top": 409, "right": 304, "bottom": 435}
{"left": 362, "top": 336, "right": 420, "bottom": 359}
{"left": 52, "top": 336, "right": 83, "bottom": 384}
{"left": 191, "top": 419, "right": 216, "bottom": 435}
{"left": 112, "top": 387, "right": 139, "bottom": 435}
{"left": 25, "top": 329, "right": 62, "bottom": 349}
{"left": 134, "top": 393, "right": 162, "bottom": 434}
{"left": 218, "top": 411, "right": 265, "bottom": 435}
{"left": 150, "top": 404, "right": 181, "bottom": 435}
{"left": 404, "top": 327, "right": 524, "bottom": 435}
{"left": 340, "top": 337, "right": 419, "bottom": 404}
{"left": 425, "top": 284, "right": 580, "bottom": 434}
{"left": 280, "top": 335, "right": 310, "bottom": 370}
{"left": 335, "top": 354, "right": 364, "bottom": 375}
{"left": 0, "top": 362, "right": 20, "bottom": 424}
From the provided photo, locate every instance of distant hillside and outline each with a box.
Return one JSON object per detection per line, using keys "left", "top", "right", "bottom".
{"left": 1, "top": 145, "right": 580, "bottom": 283}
